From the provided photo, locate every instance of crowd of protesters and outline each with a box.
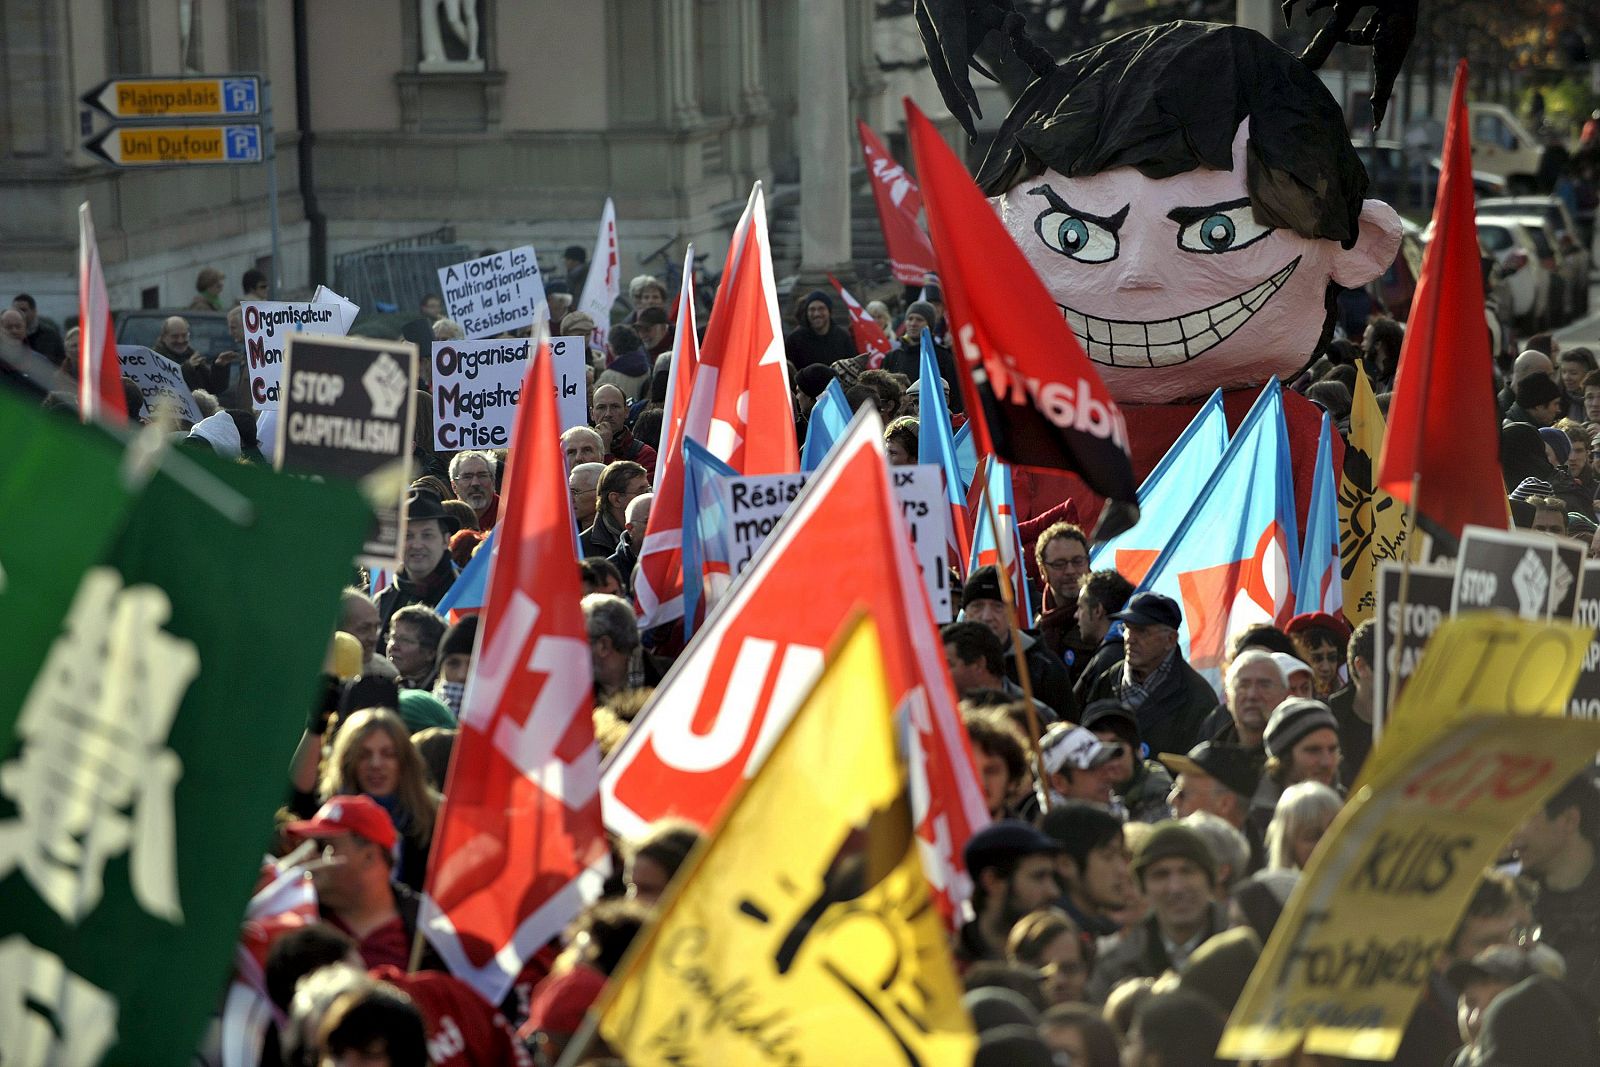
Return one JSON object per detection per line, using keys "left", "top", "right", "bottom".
{"left": 7, "top": 251, "right": 1600, "bottom": 1067}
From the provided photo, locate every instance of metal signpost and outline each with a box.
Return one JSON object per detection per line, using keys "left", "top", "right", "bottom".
{"left": 80, "top": 74, "right": 281, "bottom": 296}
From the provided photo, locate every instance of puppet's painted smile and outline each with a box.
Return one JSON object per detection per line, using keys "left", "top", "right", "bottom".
{"left": 1058, "top": 257, "right": 1299, "bottom": 369}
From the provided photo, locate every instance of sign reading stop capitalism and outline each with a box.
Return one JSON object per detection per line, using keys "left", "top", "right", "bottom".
{"left": 83, "top": 125, "right": 262, "bottom": 167}
{"left": 81, "top": 75, "right": 261, "bottom": 119}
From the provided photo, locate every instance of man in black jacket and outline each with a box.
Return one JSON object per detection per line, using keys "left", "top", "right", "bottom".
{"left": 1084, "top": 592, "right": 1216, "bottom": 760}
{"left": 960, "top": 565, "right": 1077, "bottom": 722}
{"left": 783, "top": 290, "right": 857, "bottom": 370}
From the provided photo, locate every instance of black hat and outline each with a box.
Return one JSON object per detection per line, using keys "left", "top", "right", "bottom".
{"left": 962, "top": 564, "right": 1005, "bottom": 607}
{"left": 962, "top": 819, "right": 1062, "bottom": 876}
{"left": 1081, "top": 699, "right": 1139, "bottom": 744}
{"left": 437, "top": 615, "right": 478, "bottom": 665}
{"left": 906, "top": 300, "right": 939, "bottom": 324}
{"left": 1263, "top": 697, "right": 1339, "bottom": 759}
{"left": 563, "top": 244, "right": 586, "bottom": 261}
{"left": 1514, "top": 373, "right": 1562, "bottom": 409}
{"left": 406, "top": 487, "right": 461, "bottom": 536}
{"left": 636, "top": 306, "right": 670, "bottom": 327}
{"left": 1109, "top": 590, "right": 1181, "bottom": 629}
{"left": 1158, "top": 741, "right": 1261, "bottom": 799}
{"left": 800, "top": 288, "right": 833, "bottom": 311}
{"left": 796, "top": 363, "right": 838, "bottom": 399}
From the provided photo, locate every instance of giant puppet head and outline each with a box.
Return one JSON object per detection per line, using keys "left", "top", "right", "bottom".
{"left": 923, "top": 17, "right": 1405, "bottom": 404}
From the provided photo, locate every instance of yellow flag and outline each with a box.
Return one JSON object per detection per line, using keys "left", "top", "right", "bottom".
{"left": 1220, "top": 614, "right": 1600, "bottom": 1061}
{"left": 1339, "top": 363, "right": 1410, "bottom": 623}
{"left": 595, "top": 616, "right": 976, "bottom": 1067}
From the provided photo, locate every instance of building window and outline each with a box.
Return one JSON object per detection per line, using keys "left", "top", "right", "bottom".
{"left": 106, "top": 0, "right": 149, "bottom": 76}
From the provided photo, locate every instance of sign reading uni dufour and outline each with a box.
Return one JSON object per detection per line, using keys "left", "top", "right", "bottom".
{"left": 80, "top": 74, "right": 265, "bottom": 170}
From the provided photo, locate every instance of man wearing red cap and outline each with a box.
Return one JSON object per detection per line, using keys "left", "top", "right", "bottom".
{"left": 287, "top": 795, "right": 420, "bottom": 971}
{"left": 1285, "top": 611, "right": 1351, "bottom": 701}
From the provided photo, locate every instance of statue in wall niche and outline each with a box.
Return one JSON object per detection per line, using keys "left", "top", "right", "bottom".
{"left": 419, "top": 0, "right": 483, "bottom": 71}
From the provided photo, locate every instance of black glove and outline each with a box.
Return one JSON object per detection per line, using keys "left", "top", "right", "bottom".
{"left": 307, "top": 673, "right": 341, "bottom": 736}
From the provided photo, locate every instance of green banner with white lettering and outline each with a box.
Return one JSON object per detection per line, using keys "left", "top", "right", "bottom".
{"left": 0, "top": 390, "right": 370, "bottom": 1065}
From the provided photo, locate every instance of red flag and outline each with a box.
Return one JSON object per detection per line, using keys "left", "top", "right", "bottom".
{"left": 601, "top": 410, "right": 990, "bottom": 925}
{"left": 828, "top": 273, "right": 892, "bottom": 368}
{"left": 78, "top": 203, "right": 128, "bottom": 425}
{"left": 858, "top": 120, "right": 939, "bottom": 286}
{"left": 1377, "top": 62, "right": 1505, "bottom": 544}
{"left": 905, "top": 100, "right": 1137, "bottom": 504}
{"left": 421, "top": 335, "right": 609, "bottom": 1005}
{"left": 682, "top": 183, "right": 796, "bottom": 474}
{"left": 634, "top": 246, "right": 702, "bottom": 627}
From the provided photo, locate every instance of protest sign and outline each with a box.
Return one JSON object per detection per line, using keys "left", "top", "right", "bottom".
{"left": 117, "top": 344, "right": 202, "bottom": 424}
{"left": 277, "top": 335, "right": 417, "bottom": 564}
{"left": 1569, "top": 560, "right": 1600, "bottom": 720}
{"left": 1372, "top": 562, "right": 1453, "bottom": 740}
{"left": 1451, "top": 524, "right": 1562, "bottom": 620}
{"left": 430, "top": 336, "right": 585, "bottom": 450}
{"left": 0, "top": 386, "right": 370, "bottom": 1067}
{"left": 242, "top": 300, "right": 343, "bottom": 408}
{"left": 717, "top": 464, "right": 952, "bottom": 619}
{"left": 1221, "top": 616, "right": 1600, "bottom": 1062}
{"left": 1551, "top": 535, "right": 1586, "bottom": 620}
{"left": 311, "top": 284, "right": 360, "bottom": 334}
{"left": 436, "top": 245, "right": 547, "bottom": 339}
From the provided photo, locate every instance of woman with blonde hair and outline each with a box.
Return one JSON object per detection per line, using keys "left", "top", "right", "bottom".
{"left": 1005, "top": 907, "right": 1093, "bottom": 1006}
{"left": 1264, "top": 780, "right": 1342, "bottom": 872}
{"left": 320, "top": 707, "right": 440, "bottom": 890}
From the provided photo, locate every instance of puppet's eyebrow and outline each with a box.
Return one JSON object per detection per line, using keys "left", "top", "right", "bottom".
{"left": 1166, "top": 197, "right": 1256, "bottom": 225}
{"left": 1026, "top": 185, "right": 1130, "bottom": 232}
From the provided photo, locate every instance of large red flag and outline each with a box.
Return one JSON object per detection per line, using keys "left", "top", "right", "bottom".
{"left": 682, "top": 182, "right": 796, "bottom": 474}
{"left": 78, "top": 202, "right": 128, "bottom": 425}
{"left": 1377, "top": 61, "right": 1505, "bottom": 544}
{"left": 601, "top": 409, "right": 990, "bottom": 925}
{"left": 421, "top": 335, "right": 609, "bottom": 1005}
{"left": 828, "top": 272, "right": 892, "bottom": 367}
{"left": 906, "top": 100, "right": 1136, "bottom": 505}
{"left": 634, "top": 247, "right": 701, "bottom": 627}
{"left": 858, "top": 120, "right": 939, "bottom": 286}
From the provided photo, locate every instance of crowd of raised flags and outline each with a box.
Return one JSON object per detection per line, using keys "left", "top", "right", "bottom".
{"left": 9, "top": 55, "right": 1599, "bottom": 1067}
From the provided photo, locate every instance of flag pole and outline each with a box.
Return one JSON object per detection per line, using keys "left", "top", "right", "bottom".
{"left": 974, "top": 455, "right": 1050, "bottom": 809}
{"left": 551, "top": 1011, "right": 602, "bottom": 1067}
{"left": 1383, "top": 472, "right": 1423, "bottom": 740}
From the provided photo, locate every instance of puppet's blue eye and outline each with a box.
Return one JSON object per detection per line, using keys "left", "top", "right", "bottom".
{"left": 1037, "top": 211, "right": 1118, "bottom": 263}
{"left": 1177, "top": 205, "right": 1273, "bottom": 254}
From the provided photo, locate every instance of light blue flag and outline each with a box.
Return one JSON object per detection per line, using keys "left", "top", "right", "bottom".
{"left": 918, "top": 330, "right": 972, "bottom": 574}
{"left": 953, "top": 421, "right": 977, "bottom": 493}
{"left": 435, "top": 528, "right": 496, "bottom": 616}
{"left": 1294, "top": 411, "right": 1343, "bottom": 618}
{"left": 1133, "top": 378, "right": 1301, "bottom": 687}
{"left": 800, "top": 379, "right": 853, "bottom": 471}
{"left": 967, "top": 456, "right": 1033, "bottom": 623}
{"left": 681, "top": 437, "right": 739, "bottom": 637}
{"left": 1090, "top": 389, "right": 1229, "bottom": 584}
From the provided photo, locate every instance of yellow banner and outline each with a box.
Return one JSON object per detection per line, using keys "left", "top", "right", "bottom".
{"left": 596, "top": 616, "right": 975, "bottom": 1066}
{"left": 1339, "top": 363, "right": 1409, "bottom": 624}
{"left": 1220, "top": 615, "right": 1600, "bottom": 1060}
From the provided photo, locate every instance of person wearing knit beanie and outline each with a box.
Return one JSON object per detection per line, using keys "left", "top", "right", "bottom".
{"left": 1511, "top": 373, "right": 1563, "bottom": 426}
{"left": 431, "top": 615, "right": 478, "bottom": 717}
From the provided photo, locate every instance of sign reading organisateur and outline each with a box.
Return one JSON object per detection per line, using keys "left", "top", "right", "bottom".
{"left": 431, "top": 336, "right": 587, "bottom": 449}
{"left": 277, "top": 335, "right": 418, "bottom": 564}
{"left": 436, "top": 246, "right": 548, "bottom": 339}
{"left": 243, "top": 301, "right": 344, "bottom": 408}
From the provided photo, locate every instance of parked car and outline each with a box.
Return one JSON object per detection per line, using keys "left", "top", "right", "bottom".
{"left": 1468, "top": 104, "right": 1551, "bottom": 196}
{"left": 1498, "top": 214, "right": 1584, "bottom": 326}
{"left": 1352, "top": 140, "right": 1510, "bottom": 208}
{"left": 114, "top": 308, "right": 233, "bottom": 359}
{"left": 1471, "top": 219, "right": 1550, "bottom": 331}
{"left": 1371, "top": 218, "right": 1425, "bottom": 322}
{"left": 1476, "top": 196, "right": 1590, "bottom": 315}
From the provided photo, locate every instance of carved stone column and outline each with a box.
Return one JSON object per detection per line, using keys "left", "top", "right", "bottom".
{"left": 662, "top": 0, "right": 703, "bottom": 127}
{"left": 797, "top": 0, "right": 852, "bottom": 280}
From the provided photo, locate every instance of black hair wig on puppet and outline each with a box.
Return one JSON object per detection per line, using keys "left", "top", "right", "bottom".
{"left": 975, "top": 22, "right": 1369, "bottom": 248}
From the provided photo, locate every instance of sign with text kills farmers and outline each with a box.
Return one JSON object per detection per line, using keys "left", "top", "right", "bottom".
{"left": 718, "top": 464, "right": 952, "bottom": 619}
{"left": 1221, "top": 616, "right": 1600, "bottom": 1062}
{"left": 242, "top": 301, "right": 343, "bottom": 409}
{"left": 436, "top": 245, "right": 548, "bottom": 339}
{"left": 431, "top": 336, "right": 586, "bottom": 450}
{"left": 277, "top": 335, "right": 417, "bottom": 564}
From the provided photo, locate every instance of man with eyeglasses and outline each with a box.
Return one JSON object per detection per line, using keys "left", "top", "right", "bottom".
{"left": 448, "top": 449, "right": 499, "bottom": 528}
{"left": 1034, "top": 521, "right": 1094, "bottom": 680}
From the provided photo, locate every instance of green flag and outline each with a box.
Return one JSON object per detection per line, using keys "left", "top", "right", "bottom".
{"left": 0, "top": 390, "right": 371, "bottom": 1065}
